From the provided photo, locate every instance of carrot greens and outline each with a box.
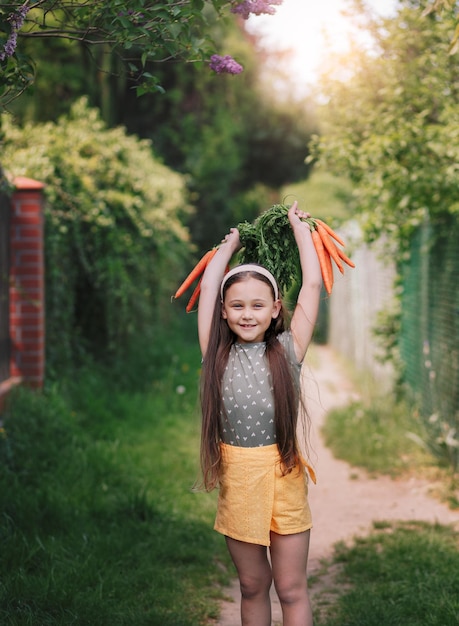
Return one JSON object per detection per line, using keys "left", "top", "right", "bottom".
{"left": 173, "top": 202, "right": 355, "bottom": 310}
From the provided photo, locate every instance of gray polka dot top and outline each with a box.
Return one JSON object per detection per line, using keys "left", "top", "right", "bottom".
{"left": 220, "top": 331, "right": 301, "bottom": 447}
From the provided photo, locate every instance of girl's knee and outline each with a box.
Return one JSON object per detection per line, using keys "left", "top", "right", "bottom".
{"left": 275, "top": 577, "right": 308, "bottom": 606}
{"left": 239, "top": 571, "right": 272, "bottom": 600}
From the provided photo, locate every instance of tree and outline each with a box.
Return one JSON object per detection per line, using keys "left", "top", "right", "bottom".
{"left": 131, "top": 22, "right": 316, "bottom": 251}
{"left": 0, "top": 1, "right": 283, "bottom": 108}
{"left": 310, "top": 0, "right": 459, "bottom": 250}
{"left": 2, "top": 0, "right": 318, "bottom": 258}
{"left": 310, "top": 0, "right": 459, "bottom": 470}
{"left": 422, "top": 0, "right": 459, "bottom": 53}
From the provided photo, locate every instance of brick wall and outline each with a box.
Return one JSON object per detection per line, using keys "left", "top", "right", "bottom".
{"left": 9, "top": 176, "right": 45, "bottom": 388}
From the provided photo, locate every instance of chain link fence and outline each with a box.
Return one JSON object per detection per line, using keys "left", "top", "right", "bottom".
{"left": 327, "top": 216, "right": 459, "bottom": 469}
{"left": 400, "top": 215, "right": 459, "bottom": 467}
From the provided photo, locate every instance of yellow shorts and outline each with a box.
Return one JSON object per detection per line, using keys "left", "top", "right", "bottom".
{"left": 214, "top": 443, "right": 313, "bottom": 547}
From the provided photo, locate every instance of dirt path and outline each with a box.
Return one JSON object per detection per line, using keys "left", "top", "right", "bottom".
{"left": 216, "top": 345, "right": 459, "bottom": 625}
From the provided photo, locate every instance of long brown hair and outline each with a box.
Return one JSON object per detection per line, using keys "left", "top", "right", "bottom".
{"left": 200, "top": 270, "right": 302, "bottom": 491}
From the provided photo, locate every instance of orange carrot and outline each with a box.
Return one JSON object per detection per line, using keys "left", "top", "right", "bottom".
{"left": 316, "top": 224, "right": 344, "bottom": 274}
{"left": 323, "top": 248, "right": 334, "bottom": 293}
{"left": 311, "top": 228, "right": 333, "bottom": 294}
{"left": 186, "top": 262, "right": 230, "bottom": 312}
{"left": 186, "top": 277, "right": 202, "bottom": 313}
{"left": 335, "top": 246, "right": 356, "bottom": 268}
{"left": 315, "top": 218, "right": 345, "bottom": 247}
{"left": 174, "top": 248, "right": 218, "bottom": 299}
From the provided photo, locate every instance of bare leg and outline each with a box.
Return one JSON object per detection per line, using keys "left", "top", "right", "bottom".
{"left": 225, "top": 536, "right": 273, "bottom": 626}
{"left": 270, "top": 530, "right": 313, "bottom": 626}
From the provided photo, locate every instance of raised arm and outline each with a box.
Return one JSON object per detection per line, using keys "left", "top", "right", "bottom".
{"left": 288, "top": 202, "right": 323, "bottom": 362}
{"left": 197, "top": 228, "right": 241, "bottom": 357}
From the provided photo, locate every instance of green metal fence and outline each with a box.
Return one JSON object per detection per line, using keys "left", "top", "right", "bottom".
{"left": 327, "top": 215, "right": 458, "bottom": 467}
{"left": 400, "top": 214, "right": 459, "bottom": 455}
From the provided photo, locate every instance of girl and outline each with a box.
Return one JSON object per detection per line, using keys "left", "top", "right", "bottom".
{"left": 198, "top": 202, "right": 322, "bottom": 626}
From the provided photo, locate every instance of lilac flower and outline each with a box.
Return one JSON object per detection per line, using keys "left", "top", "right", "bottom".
{"left": 3, "top": 31, "right": 17, "bottom": 57}
{"left": 10, "top": 4, "right": 29, "bottom": 30}
{"left": 0, "top": 3, "right": 29, "bottom": 61}
{"left": 118, "top": 9, "right": 145, "bottom": 21}
{"left": 231, "top": 0, "right": 283, "bottom": 20}
{"left": 209, "top": 54, "right": 244, "bottom": 75}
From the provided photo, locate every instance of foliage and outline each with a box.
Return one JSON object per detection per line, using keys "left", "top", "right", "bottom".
{"left": 282, "top": 171, "right": 355, "bottom": 223}
{"left": 322, "top": 368, "right": 458, "bottom": 494}
{"left": 184, "top": 92, "right": 316, "bottom": 250}
{"left": 132, "top": 26, "right": 317, "bottom": 252}
{"left": 309, "top": 1, "right": 459, "bottom": 477}
{"left": 0, "top": 331, "right": 234, "bottom": 625}
{"left": 2, "top": 98, "right": 193, "bottom": 371}
{"left": 423, "top": 0, "right": 459, "bottom": 53}
{"left": 2, "top": 2, "right": 317, "bottom": 254}
{"left": 322, "top": 397, "right": 431, "bottom": 477}
{"left": 314, "top": 521, "right": 459, "bottom": 626}
{"left": 136, "top": 58, "right": 316, "bottom": 251}
{"left": 309, "top": 0, "right": 459, "bottom": 255}
{"left": 0, "top": 0, "right": 283, "bottom": 108}
{"left": 235, "top": 202, "right": 330, "bottom": 295}
{"left": 237, "top": 203, "right": 301, "bottom": 293}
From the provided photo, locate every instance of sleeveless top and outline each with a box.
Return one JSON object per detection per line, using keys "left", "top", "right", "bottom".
{"left": 220, "top": 331, "right": 301, "bottom": 447}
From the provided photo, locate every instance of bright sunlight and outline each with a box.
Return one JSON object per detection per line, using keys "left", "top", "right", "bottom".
{"left": 246, "top": 0, "right": 397, "bottom": 89}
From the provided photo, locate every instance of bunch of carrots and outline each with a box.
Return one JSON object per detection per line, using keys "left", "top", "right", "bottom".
{"left": 308, "top": 217, "right": 355, "bottom": 295}
{"left": 173, "top": 204, "right": 355, "bottom": 312}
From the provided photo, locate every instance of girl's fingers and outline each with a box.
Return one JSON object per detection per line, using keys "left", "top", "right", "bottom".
{"left": 221, "top": 228, "right": 241, "bottom": 251}
{"left": 288, "top": 202, "right": 311, "bottom": 225}
{"left": 221, "top": 228, "right": 236, "bottom": 243}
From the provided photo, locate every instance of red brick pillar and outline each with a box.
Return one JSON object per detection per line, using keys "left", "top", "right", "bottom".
{"left": 9, "top": 176, "right": 45, "bottom": 388}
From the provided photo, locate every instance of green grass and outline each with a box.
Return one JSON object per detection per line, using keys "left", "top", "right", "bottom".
{"left": 321, "top": 397, "right": 431, "bottom": 476}
{"left": 2, "top": 319, "right": 458, "bottom": 625}
{"left": 314, "top": 358, "right": 459, "bottom": 624}
{"left": 313, "top": 521, "right": 459, "bottom": 626}
{"left": 0, "top": 326, "right": 234, "bottom": 625}
{"left": 321, "top": 387, "right": 459, "bottom": 507}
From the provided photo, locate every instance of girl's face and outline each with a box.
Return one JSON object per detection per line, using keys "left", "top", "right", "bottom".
{"left": 221, "top": 277, "right": 281, "bottom": 344}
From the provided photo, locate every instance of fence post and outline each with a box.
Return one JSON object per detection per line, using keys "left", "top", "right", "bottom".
{"left": 9, "top": 176, "right": 45, "bottom": 389}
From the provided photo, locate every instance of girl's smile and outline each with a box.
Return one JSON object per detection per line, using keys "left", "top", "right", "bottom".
{"left": 222, "top": 277, "right": 281, "bottom": 343}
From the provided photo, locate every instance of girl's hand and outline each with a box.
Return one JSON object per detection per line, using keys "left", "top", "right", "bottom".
{"left": 220, "top": 227, "right": 242, "bottom": 252}
{"left": 288, "top": 201, "right": 311, "bottom": 230}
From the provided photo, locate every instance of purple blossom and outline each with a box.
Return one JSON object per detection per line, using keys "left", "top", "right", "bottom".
{"left": 231, "top": 0, "right": 283, "bottom": 20}
{"left": 3, "top": 31, "right": 17, "bottom": 57}
{"left": 209, "top": 54, "right": 243, "bottom": 75}
{"left": 0, "top": 3, "right": 29, "bottom": 61}
{"left": 118, "top": 9, "right": 145, "bottom": 21}
{"left": 10, "top": 4, "right": 29, "bottom": 30}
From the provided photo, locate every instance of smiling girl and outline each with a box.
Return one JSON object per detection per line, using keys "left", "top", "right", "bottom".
{"left": 197, "top": 202, "right": 322, "bottom": 626}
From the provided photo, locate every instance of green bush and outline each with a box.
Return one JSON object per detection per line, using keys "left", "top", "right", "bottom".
{"left": 2, "top": 98, "right": 194, "bottom": 372}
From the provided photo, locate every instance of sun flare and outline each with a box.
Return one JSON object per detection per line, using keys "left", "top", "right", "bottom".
{"left": 246, "top": 0, "right": 397, "bottom": 88}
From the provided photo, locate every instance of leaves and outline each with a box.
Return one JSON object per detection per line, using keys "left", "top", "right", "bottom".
{"left": 0, "top": 0, "right": 240, "bottom": 108}
{"left": 311, "top": 1, "right": 459, "bottom": 255}
{"left": 2, "top": 97, "right": 193, "bottom": 367}
{"left": 237, "top": 204, "right": 302, "bottom": 294}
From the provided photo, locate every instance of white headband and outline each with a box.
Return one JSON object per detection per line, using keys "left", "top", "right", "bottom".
{"left": 220, "top": 264, "right": 279, "bottom": 301}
